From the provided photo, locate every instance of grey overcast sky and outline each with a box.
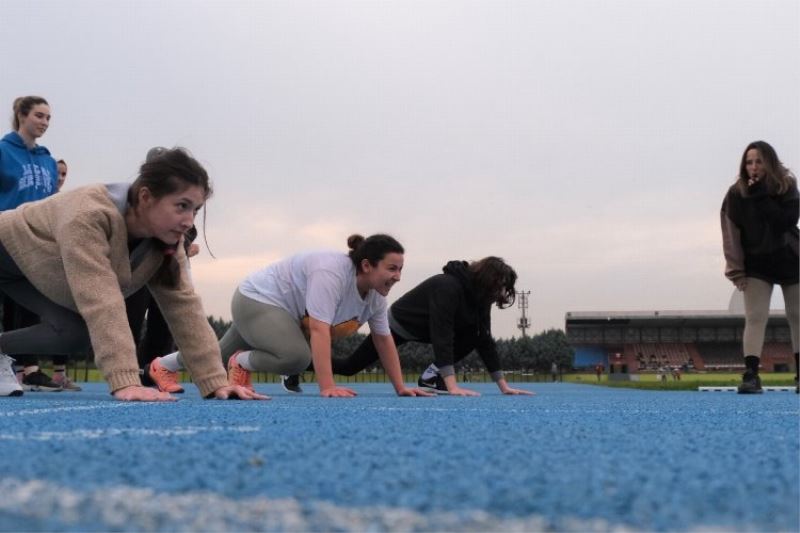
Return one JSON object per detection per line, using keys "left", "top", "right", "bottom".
{"left": 2, "top": 0, "right": 798, "bottom": 339}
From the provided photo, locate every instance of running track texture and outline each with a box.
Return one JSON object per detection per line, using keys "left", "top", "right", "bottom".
{"left": 0, "top": 382, "right": 797, "bottom": 532}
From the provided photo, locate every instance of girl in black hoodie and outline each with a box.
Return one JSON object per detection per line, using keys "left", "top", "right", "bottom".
{"left": 332, "top": 256, "right": 533, "bottom": 396}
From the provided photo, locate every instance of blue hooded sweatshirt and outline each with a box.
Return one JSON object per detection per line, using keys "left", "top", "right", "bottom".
{"left": 0, "top": 131, "right": 58, "bottom": 211}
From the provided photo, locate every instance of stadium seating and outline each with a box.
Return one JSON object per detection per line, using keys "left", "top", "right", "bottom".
{"left": 627, "top": 343, "right": 692, "bottom": 370}
{"left": 694, "top": 343, "right": 742, "bottom": 370}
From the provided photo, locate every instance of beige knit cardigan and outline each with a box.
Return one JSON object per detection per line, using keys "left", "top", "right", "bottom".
{"left": 0, "top": 184, "right": 228, "bottom": 396}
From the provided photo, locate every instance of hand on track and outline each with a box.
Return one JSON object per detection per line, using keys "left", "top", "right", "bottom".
{"left": 213, "top": 385, "right": 270, "bottom": 400}
{"left": 448, "top": 386, "right": 480, "bottom": 397}
{"left": 320, "top": 386, "right": 357, "bottom": 398}
{"left": 500, "top": 386, "right": 535, "bottom": 396}
{"left": 397, "top": 387, "right": 435, "bottom": 397}
{"left": 113, "top": 385, "right": 176, "bottom": 402}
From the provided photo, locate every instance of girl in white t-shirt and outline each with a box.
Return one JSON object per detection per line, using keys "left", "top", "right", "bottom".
{"left": 149, "top": 234, "right": 432, "bottom": 398}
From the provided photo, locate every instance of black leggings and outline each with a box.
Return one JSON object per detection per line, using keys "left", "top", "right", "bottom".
{"left": 329, "top": 331, "right": 410, "bottom": 375}
{"left": 329, "top": 331, "right": 476, "bottom": 376}
{"left": 125, "top": 287, "right": 175, "bottom": 368}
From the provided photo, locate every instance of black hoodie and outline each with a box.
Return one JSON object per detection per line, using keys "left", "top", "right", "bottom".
{"left": 721, "top": 179, "right": 799, "bottom": 284}
{"left": 389, "top": 260, "right": 502, "bottom": 379}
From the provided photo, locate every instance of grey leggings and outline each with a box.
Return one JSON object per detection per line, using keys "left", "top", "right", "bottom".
{"left": 743, "top": 278, "right": 799, "bottom": 356}
{"left": 214, "top": 289, "right": 312, "bottom": 374}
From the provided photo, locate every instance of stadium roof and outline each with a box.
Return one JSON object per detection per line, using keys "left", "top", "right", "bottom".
{"left": 565, "top": 310, "right": 787, "bottom": 327}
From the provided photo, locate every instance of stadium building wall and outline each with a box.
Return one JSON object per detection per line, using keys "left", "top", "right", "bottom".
{"left": 565, "top": 310, "right": 794, "bottom": 372}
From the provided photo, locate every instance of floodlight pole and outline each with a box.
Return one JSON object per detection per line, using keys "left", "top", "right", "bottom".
{"left": 517, "top": 290, "right": 531, "bottom": 338}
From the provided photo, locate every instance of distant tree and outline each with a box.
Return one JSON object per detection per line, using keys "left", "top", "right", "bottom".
{"left": 530, "top": 329, "right": 573, "bottom": 372}
{"left": 207, "top": 316, "right": 232, "bottom": 340}
{"left": 332, "top": 333, "right": 368, "bottom": 360}
{"left": 493, "top": 329, "right": 573, "bottom": 373}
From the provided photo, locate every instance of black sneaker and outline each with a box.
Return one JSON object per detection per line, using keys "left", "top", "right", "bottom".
{"left": 23, "top": 370, "right": 63, "bottom": 392}
{"left": 737, "top": 370, "right": 763, "bottom": 394}
{"left": 281, "top": 374, "right": 303, "bottom": 393}
{"left": 140, "top": 366, "right": 154, "bottom": 387}
{"left": 418, "top": 374, "right": 449, "bottom": 394}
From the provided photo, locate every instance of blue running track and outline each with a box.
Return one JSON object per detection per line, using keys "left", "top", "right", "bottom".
{"left": 1, "top": 382, "right": 798, "bottom": 532}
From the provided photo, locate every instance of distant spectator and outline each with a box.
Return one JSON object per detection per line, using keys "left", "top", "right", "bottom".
{"left": 595, "top": 363, "right": 603, "bottom": 382}
{"left": 550, "top": 361, "right": 558, "bottom": 382}
{"left": 721, "top": 141, "right": 799, "bottom": 394}
{"left": 56, "top": 159, "right": 67, "bottom": 191}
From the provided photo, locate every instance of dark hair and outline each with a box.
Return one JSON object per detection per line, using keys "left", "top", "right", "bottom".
{"left": 128, "top": 147, "right": 213, "bottom": 287}
{"left": 56, "top": 159, "right": 66, "bottom": 166}
{"left": 469, "top": 256, "right": 517, "bottom": 309}
{"left": 129, "top": 147, "right": 212, "bottom": 206}
{"left": 737, "top": 140, "right": 795, "bottom": 196}
{"left": 12, "top": 96, "right": 49, "bottom": 130}
{"left": 347, "top": 233, "right": 404, "bottom": 272}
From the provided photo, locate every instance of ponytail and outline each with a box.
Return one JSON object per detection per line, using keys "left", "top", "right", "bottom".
{"left": 347, "top": 233, "right": 404, "bottom": 272}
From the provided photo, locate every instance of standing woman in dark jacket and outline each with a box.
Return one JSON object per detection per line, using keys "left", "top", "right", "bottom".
{"left": 721, "top": 141, "right": 799, "bottom": 393}
{"left": 331, "top": 256, "right": 533, "bottom": 396}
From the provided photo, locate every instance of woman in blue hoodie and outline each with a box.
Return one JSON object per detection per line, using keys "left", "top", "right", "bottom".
{"left": 0, "top": 96, "right": 61, "bottom": 392}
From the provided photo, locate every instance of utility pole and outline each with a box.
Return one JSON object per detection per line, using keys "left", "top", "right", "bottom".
{"left": 517, "top": 290, "right": 531, "bottom": 338}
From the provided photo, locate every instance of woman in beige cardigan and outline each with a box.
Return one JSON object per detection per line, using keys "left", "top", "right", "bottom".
{"left": 0, "top": 147, "right": 267, "bottom": 401}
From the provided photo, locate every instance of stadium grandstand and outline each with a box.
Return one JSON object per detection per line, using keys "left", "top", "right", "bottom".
{"left": 565, "top": 310, "right": 794, "bottom": 373}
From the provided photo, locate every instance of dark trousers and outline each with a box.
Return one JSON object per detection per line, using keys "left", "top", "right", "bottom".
{"left": 329, "top": 331, "right": 410, "bottom": 376}
{"left": 329, "top": 330, "right": 475, "bottom": 376}
{"left": 125, "top": 287, "right": 175, "bottom": 368}
{"left": 0, "top": 242, "right": 91, "bottom": 356}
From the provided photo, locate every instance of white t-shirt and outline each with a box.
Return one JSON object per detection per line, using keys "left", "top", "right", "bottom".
{"left": 239, "top": 251, "right": 390, "bottom": 337}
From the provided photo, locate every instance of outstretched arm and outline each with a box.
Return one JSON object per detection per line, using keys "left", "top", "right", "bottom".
{"left": 309, "top": 317, "right": 357, "bottom": 397}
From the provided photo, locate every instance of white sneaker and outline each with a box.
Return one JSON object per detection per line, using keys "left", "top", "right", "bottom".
{"left": 0, "top": 354, "right": 24, "bottom": 397}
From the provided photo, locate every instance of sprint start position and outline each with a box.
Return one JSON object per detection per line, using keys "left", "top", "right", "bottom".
{"left": 0, "top": 148, "right": 266, "bottom": 401}
{"left": 325, "top": 256, "right": 534, "bottom": 396}
{"left": 149, "top": 234, "right": 433, "bottom": 398}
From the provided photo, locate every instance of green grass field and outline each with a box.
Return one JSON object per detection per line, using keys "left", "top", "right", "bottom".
{"left": 564, "top": 372, "right": 797, "bottom": 390}
{"left": 59, "top": 364, "right": 796, "bottom": 392}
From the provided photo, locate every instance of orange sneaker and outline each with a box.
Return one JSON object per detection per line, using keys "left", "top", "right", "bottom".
{"left": 146, "top": 358, "right": 184, "bottom": 393}
{"left": 227, "top": 351, "right": 254, "bottom": 391}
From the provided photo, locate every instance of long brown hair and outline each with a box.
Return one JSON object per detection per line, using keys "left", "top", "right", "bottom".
{"left": 736, "top": 141, "right": 796, "bottom": 196}
{"left": 129, "top": 147, "right": 213, "bottom": 287}
{"left": 12, "top": 96, "right": 49, "bottom": 131}
{"left": 469, "top": 256, "right": 517, "bottom": 309}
